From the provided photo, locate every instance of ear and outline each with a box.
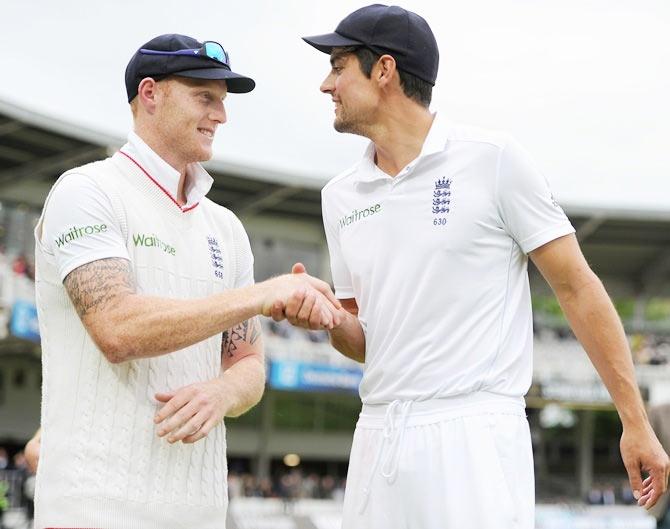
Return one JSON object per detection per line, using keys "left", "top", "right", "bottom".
{"left": 375, "top": 55, "right": 397, "bottom": 88}
{"left": 136, "top": 77, "right": 162, "bottom": 115}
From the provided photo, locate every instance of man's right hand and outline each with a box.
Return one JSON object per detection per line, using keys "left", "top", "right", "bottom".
{"left": 260, "top": 266, "right": 342, "bottom": 330}
{"left": 270, "top": 263, "right": 366, "bottom": 362}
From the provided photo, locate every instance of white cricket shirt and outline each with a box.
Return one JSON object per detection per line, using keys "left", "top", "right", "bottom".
{"left": 322, "top": 114, "right": 574, "bottom": 405}
{"left": 34, "top": 134, "right": 253, "bottom": 528}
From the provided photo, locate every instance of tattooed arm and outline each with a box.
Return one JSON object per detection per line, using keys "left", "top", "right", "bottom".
{"left": 219, "top": 316, "right": 265, "bottom": 417}
{"left": 63, "top": 257, "right": 259, "bottom": 363}
{"left": 63, "top": 257, "right": 340, "bottom": 364}
{"left": 221, "top": 317, "right": 261, "bottom": 364}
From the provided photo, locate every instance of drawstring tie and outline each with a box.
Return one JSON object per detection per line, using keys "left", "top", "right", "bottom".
{"left": 359, "top": 400, "right": 413, "bottom": 513}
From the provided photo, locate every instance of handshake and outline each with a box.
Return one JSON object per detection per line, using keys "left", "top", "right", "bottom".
{"left": 260, "top": 262, "right": 344, "bottom": 331}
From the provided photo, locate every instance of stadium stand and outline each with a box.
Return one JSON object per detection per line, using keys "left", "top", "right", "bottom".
{"left": 0, "top": 98, "right": 668, "bottom": 528}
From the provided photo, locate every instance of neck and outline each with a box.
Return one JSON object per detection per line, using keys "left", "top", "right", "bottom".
{"left": 368, "top": 101, "right": 434, "bottom": 177}
{"left": 133, "top": 126, "right": 188, "bottom": 205}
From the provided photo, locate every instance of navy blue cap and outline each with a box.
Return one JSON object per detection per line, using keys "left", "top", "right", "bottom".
{"left": 125, "top": 34, "right": 255, "bottom": 102}
{"left": 302, "top": 4, "right": 439, "bottom": 85}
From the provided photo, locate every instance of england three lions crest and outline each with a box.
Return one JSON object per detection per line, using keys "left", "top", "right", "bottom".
{"left": 432, "top": 177, "right": 452, "bottom": 215}
{"left": 207, "top": 235, "right": 224, "bottom": 279}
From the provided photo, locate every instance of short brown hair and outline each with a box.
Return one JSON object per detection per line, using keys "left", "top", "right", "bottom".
{"left": 337, "top": 46, "right": 432, "bottom": 107}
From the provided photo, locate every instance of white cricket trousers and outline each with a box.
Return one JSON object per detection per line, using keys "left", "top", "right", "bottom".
{"left": 341, "top": 392, "right": 534, "bottom": 529}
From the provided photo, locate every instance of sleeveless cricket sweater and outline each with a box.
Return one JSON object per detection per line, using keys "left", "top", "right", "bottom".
{"left": 33, "top": 151, "right": 251, "bottom": 529}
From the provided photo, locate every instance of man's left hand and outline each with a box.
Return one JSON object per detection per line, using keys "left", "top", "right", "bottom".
{"left": 154, "top": 379, "right": 229, "bottom": 444}
{"left": 621, "top": 424, "right": 670, "bottom": 509}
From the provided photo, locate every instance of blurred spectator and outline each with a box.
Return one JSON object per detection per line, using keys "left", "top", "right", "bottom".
{"left": 620, "top": 479, "right": 635, "bottom": 504}
{"left": 301, "top": 473, "right": 320, "bottom": 498}
{"left": 12, "top": 255, "right": 28, "bottom": 278}
{"left": 0, "top": 479, "right": 7, "bottom": 522}
{"left": 10, "top": 450, "right": 33, "bottom": 519}
{"left": 319, "top": 475, "right": 335, "bottom": 499}
{"left": 648, "top": 403, "right": 670, "bottom": 525}
{"left": 587, "top": 485, "right": 603, "bottom": 505}
{"left": 241, "top": 473, "right": 258, "bottom": 497}
{"left": 307, "top": 330, "right": 329, "bottom": 343}
{"left": 258, "top": 477, "right": 274, "bottom": 498}
{"left": 278, "top": 471, "right": 300, "bottom": 513}
{"left": 228, "top": 471, "right": 242, "bottom": 500}
{"left": 602, "top": 486, "right": 616, "bottom": 506}
{"left": 268, "top": 320, "right": 292, "bottom": 339}
{"left": 13, "top": 452, "right": 27, "bottom": 471}
{"left": 23, "top": 471, "right": 35, "bottom": 520}
{"left": 332, "top": 478, "right": 346, "bottom": 502}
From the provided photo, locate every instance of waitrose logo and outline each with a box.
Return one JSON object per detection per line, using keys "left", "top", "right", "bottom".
{"left": 338, "top": 203, "right": 382, "bottom": 229}
{"left": 132, "top": 233, "right": 176, "bottom": 256}
{"left": 55, "top": 224, "right": 108, "bottom": 248}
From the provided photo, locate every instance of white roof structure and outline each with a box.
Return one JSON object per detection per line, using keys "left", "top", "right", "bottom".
{"left": 1, "top": 0, "right": 669, "bottom": 210}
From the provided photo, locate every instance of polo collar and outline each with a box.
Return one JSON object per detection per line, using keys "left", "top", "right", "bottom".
{"left": 356, "top": 111, "right": 449, "bottom": 183}
{"left": 119, "top": 131, "right": 214, "bottom": 211}
{"left": 420, "top": 111, "right": 450, "bottom": 158}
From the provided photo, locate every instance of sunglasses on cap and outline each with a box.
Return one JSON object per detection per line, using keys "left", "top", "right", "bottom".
{"left": 139, "top": 41, "right": 230, "bottom": 68}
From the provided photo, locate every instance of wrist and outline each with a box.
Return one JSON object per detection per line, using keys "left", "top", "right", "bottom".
{"left": 246, "top": 281, "right": 271, "bottom": 316}
{"left": 622, "top": 417, "right": 652, "bottom": 433}
{"left": 614, "top": 396, "right": 649, "bottom": 429}
{"left": 620, "top": 408, "right": 651, "bottom": 432}
{"left": 213, "top": 376, "right": 234, "bottom": 414}
{"left": 330, "top": 308, "right": 351, "bottom": 331}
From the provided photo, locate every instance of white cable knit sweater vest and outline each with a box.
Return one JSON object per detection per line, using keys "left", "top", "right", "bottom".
{"left": 34, "top": 152, "right": 250, "bottom": 529}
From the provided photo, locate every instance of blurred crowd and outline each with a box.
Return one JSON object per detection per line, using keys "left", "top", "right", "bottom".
{"left": 228, "top": 470, "right": 345, "bottom": 502}
{"left": 0, "top": 446, "right": 34, "bottom": 522}
{"left": 0, "top": 445, "right": 662, "bottom": 528}
{"left": 630, "top": 334, "right": 670, "bottom": 366}
{"left": 265, "top": 319, "right": 330, "bottom": 344}
{"left": 1, "top": 452, "right": 347, "bottom": 517}
{"left": 585, "top": 480, "right": 637, "bottom": 506}
{"left": 534, "top": 323, "right": 670, "bottom": 367}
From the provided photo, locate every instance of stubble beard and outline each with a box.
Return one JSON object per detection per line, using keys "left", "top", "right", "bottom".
{"left": 333, "top": 109, "right": 367, "bottom": 137}
{"left": 178, "top": 131, "right": 214, "bottom": 164}
{"left": 195, "top": 141, "right": 214, "bottom": 163}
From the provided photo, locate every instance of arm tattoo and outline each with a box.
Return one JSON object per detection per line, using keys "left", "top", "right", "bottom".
{"left": 63, "top": 258, "right": 135, "bottom": 318}
{"left": 222, "top": 316, "right": 261, "bottom": 358}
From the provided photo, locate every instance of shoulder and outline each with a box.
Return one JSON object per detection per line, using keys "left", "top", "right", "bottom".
{"left": 62, "top": 157, "right": 118, "bottom": 181}
{"left": 200, "top": 198, "right": 235, "bottom": 220}
{"left": 200, "top": 198, "right": 247, "bottom": 232}
{"left": 321, "top": 161, "right": 361, "bottom": 200}
{"left": 444, "top": 123, "right": 513, "bottom": 153}
{"left": 49, "top": 157, "right": 117, "bottom": 196}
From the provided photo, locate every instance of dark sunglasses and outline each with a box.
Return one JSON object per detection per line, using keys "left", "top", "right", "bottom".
{"left": 140, "top": 41, "right": 230, "bottom": 68}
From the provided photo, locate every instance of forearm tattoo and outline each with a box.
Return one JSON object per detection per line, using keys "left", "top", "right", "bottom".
{"left": 222, "top": 316, "right": 261, "bottom": 358}
{"left": 63, "top": 258, "right": 135, "bottom": 318}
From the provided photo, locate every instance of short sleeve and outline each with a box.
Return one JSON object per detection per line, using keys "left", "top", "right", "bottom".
{"left": 229, "top": 213, "right": 254, "bottom": 288}
{"left": 40, "top": 173, "right": 130, "bottom": 280}
{"left": 496, "top": 138, "right": 575, "bottom": 254}
{"left": 322, "top": 190, "right": 354, "bottom": 299}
